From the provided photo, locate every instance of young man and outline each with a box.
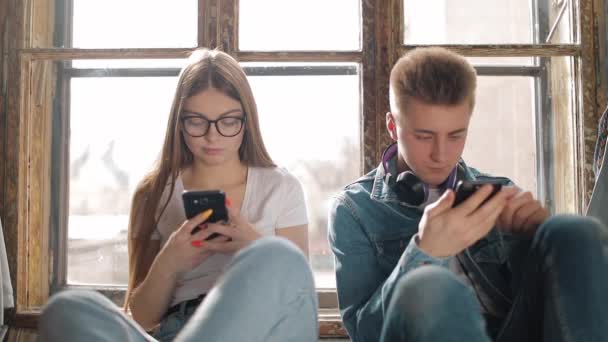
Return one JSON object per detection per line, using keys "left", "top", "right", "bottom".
{"left": 328, "top": 47, "right": 608, "bottom": 342}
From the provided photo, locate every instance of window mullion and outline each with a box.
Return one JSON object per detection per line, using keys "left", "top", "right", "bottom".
{"left": 198, "top": 0, "right": 206, "bottom": 47}
{"left": 217, "top": 0, "right": 237, "bottom": 53}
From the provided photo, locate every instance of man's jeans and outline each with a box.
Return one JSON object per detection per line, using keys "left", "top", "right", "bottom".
{"left": 38, "top": 237, "right": 319, "bottom": 342}
{"left": 380, "top": 215, "right": 608, "bottom": 342}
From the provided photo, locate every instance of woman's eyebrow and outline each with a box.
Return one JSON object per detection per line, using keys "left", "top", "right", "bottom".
{"left": 182, "top": 109, "right": 243, "bottom": 117}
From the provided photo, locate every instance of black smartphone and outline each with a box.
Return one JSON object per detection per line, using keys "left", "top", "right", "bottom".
{"left": 452, "top": 178, "right": 510, "bottom": 208}
{"left": 182, "top": 190, "right": 228, "bottom": 240}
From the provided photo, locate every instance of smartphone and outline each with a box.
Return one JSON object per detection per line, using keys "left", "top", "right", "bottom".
{"left": 182, "top": 190, "right": 228, "bottom": 239}
{"left": 452, "top": 178, "right": 510, "bottom": 208}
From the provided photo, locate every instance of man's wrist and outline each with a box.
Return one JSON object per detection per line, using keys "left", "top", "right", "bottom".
{"left": 415, "top": 234, "right": 436, "bottom": 257}
{"left": 399, "top": 234, "right": 452, "bottom": 271}
{"left": 415, "top": 234, "right": 451, "bottom": 259}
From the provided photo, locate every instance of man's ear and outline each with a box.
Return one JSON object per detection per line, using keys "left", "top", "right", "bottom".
{"left": 386, "top": 112, "right": 397, "bottom": 140}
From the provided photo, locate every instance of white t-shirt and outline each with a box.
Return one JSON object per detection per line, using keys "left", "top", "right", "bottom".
{"left": 151, "top": 166, "right": 308, "bottom": 307}
{"left": 417, "top": 187, "right": 442, "bottom": 210}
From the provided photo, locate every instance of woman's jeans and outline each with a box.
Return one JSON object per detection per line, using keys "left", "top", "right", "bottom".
{"left": 38, "top": 237, "right": 319, "bottom": 342}
{"left": 380, "top": 215, "right": 608, "bottom": 342}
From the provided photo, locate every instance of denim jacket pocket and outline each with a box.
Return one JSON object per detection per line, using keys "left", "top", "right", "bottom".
{"left": 374, "top": 236, "right": 409, "bottom": 271}
{"left": 469, "top": 231, "right": 507, "bottom": 265}
{"left": 463, "top": 231, "right": 514, "bottom": 314}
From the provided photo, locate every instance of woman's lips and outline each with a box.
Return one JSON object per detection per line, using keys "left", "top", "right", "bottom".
{"left": 203, "top": 147, "right": 223, "bottom": 155}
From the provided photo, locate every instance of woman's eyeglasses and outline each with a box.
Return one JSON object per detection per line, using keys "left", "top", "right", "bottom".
{"left": 181, "top": 114, "right": 246, "bottom": 138}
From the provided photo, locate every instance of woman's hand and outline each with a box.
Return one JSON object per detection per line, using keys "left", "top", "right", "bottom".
{"left": 156, "top": 209, "right": 229, "bottom": 275}
{"left": 195, "top": 203, "right": 262, "bottom": 254}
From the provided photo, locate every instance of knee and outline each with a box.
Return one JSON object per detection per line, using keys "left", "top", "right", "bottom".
{"left": 238, "top": 237, "right": 313, "bottom": 286}
{"left": 391, "top": 265, "right": 474, "bottom": 314}
{"left": 39, "top": 290, "right": 110, "bottom": 333}
{"left": 536, "top": 215, "right": 607, "bottom": 253}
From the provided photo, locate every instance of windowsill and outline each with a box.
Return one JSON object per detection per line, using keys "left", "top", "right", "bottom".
{"left": 11, "top": 310, "right": 349, "bottom": 338}
{"left": 319, "top": 309, "right": 348, "bottom": 338}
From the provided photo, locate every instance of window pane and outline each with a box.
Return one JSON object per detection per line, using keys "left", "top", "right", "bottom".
{"left": 245, "top": 63, "right": 361, "bottom": 288}
{"left": 72, "top": 0, "right": 197, "bottom": 48}
{"left": 71, "top": 59, "right": 187, "bottom": 69}
{"left": 467, "top": 57, "right": 535, "bottom": 67}
{"left": 68, "top": 77, "right": 176, "bottom": 285}
{"left": 463, "top": 77, "right": 537, "bottom": 193}
{"left": 404, "top": 0, "right": 574, "bottom": 44}
{"left": 239, "top": 0, "right": 360, "bottom": 51}
{"left": 67, "top": 66, "right": 360, "bottom": 288}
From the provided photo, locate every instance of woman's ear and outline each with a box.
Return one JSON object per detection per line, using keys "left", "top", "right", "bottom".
{"left": 386, "top": 112, "right": 397, "bottom": 141}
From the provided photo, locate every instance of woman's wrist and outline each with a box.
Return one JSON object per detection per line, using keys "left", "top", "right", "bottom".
{"left": 152, "top": 249, "right": 179, "bottom": 280}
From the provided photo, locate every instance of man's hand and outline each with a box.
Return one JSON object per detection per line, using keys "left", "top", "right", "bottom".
{"left": 497, "top": 188, "right": 549, "bottom": 235}
{"left": 418, "top": 185, "right": 518, "bottom": 258}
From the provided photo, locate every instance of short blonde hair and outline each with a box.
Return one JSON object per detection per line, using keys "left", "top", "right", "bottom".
{"left": 389, "top": 47, "right": 477, "bottom": 114}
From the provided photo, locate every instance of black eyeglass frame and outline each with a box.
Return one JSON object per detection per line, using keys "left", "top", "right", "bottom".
{"left": 180, "top": 114, "right": 247, "bottom": 138}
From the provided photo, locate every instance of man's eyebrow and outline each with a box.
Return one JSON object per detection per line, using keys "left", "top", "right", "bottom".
{"left": 411, "top": 128, "right": 467, "bottom": 135}
{"left": 412, "top": 129, "right": 435, "bottom": 134}
{"left": 448, "top": 128, "right": 467, "bottom": 135}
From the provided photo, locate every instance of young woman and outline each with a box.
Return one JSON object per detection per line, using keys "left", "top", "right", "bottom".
{"left": 39, "top": 49, "right": 318, "bottom": 342}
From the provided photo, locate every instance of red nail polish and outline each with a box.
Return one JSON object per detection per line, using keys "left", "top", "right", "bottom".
{"left": 191, "top": 240, "right": 204, "bottom": 247}
{"left": 225, "top": 198, "right": 232, "bottom": 207}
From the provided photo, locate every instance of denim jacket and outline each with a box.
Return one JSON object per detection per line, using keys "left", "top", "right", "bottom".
{"left": 328, "top": 157, "right": 529, "bottom": 342}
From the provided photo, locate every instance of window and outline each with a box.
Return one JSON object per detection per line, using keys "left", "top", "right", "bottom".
{"left": 4, "top": 0, "right": 603, "bottom": 336}
{"left": 72, "top": 0, "right": 197, "bottom": 48}
{"left": 400, "top": 0, "right": 585, "bottom": 211}
{"left": 239, "top": 0, "right": 360, "bottom": 51}
{"left": 65, "top": 63, "right": 361, "bottom": 290}
{"left": 404, "top": 0, "right": 574, "bottom": 44}
{"left": 55, "top": 1, "right": 365, "bottom": 304}
{"left": 67, "top": 74, "right": 179, "bottom": 285}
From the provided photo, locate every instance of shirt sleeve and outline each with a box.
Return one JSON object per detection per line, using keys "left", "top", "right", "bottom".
{"left": 399, "top": 233, "right": 452, "bottom": 271}
{"left": 276, "top": 171, "right": 309, "bottom": 229}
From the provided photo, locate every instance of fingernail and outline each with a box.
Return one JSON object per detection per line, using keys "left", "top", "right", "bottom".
{"left": 191, "top": 240, "right": 204, "bottom": 247}
{"left": 201, "top": 209, "right": 213, "bottom": 220}
{"left": 225, "top": 198, "right": 232, "bottom": 207}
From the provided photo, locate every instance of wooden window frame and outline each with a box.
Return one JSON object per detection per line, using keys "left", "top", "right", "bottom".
{"left": 1, "top": 0, "right": 606, "bottom": 338}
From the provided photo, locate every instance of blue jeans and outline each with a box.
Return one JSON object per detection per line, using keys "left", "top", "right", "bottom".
{"left": 381, "top": 215, "right": 608, "bottom": 342}
{"left": 38, "top": 237, "right": 318, "bottom": 342}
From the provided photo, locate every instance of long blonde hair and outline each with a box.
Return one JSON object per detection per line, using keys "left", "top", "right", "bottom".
{"left": 124, "top": 49, "right": 275, "bottom": 309}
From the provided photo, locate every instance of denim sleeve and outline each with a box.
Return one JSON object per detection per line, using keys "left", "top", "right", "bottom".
{"left": 328, "top": 195, "right": 450, "bottom": 342}
{"left": 399, "top": 234, "right": 452, "bottom": 272}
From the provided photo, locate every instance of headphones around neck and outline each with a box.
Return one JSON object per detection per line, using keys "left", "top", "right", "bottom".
{"left": 382, "top": 143, "right": 460, "bottom": 207}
